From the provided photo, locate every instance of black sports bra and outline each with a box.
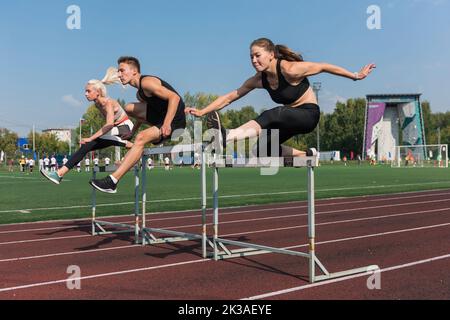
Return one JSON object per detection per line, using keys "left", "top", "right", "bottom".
{"left": 261, "top": 59, "right": 310, "bottom": 105}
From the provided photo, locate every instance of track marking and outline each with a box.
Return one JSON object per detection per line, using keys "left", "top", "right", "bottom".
{"left": 2, "top": 198, "right": 450, "bottom": 245}
{"left": 158, "top": 200, "right": 450, "bottom": 231}
{"left": 0, "top": 222, "right": 449, "bottom": 293}
{"left": 0, "top": 234, "right": 90, "bottom": 246}
{"left": 1, "top": 182, "right": 450, "bottom": 214}
{"left": 0, "top": 259, "right": 206, "bottom": 293}
{"left": 221, "top": 207, "right": 450, "bottom": 237}
{"left": 0, "top": 245, "right": 138, "bottom": 263}
{"left": 242, "top": 253, "right": 450, "bottom": 300}
{"left": 1, "top": 189, "right": 450, "bottom": 235}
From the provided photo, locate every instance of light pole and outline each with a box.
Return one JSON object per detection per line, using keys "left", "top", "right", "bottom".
{"left": 438, "top": 127, "right": 441, "bottom": 145}
{"left": 79, "top": 118, "right": 83, "bottom": 146}
{"left": 312, "top": 82, "right": 322, "bottom": 152}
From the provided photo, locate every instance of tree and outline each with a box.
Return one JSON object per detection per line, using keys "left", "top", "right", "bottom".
{"left": 0, "top": 128, "right": 18, "bottom": 160}
{"left": 32, "top": 131, "right": 68, "bottom": 156}
{"left": 183, "top": 92, "right": 219, "bottom": 138}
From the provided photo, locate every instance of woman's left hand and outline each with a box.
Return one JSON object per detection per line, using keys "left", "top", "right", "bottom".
{"left": 356, "top": 63, "right": 376, "bottom": 80}
{"left": 161, "top": 124, "right": 172, "bottom": 138}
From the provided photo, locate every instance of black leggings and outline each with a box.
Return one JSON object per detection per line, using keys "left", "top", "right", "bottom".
{"left": 64, "top": 138, "right": 125, "bottom": 170}
{"left": 253, "top": 103, "right": 320, "bottom": 156}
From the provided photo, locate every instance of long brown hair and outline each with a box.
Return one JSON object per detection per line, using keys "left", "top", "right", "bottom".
{"left": 250, "top": 38, "right": 304, "bottom": 62}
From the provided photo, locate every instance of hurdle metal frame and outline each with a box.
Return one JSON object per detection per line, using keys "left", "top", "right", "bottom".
{"left": 210, "top": 156, "right": 379, "bottom": 283}
{"left": 139, "top": 144, "right": 214, "bottom": 258}
{"left": 91, "top": 165, "right": 140, "bottom": 244}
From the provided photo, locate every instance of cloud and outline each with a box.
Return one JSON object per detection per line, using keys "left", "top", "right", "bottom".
{"left": 62, "top": 94, "right": 83, "bottom": 107}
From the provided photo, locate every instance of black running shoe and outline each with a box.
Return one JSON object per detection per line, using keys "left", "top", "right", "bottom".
{"left": 306, "top": 148, "right": 317, "bottom": 157}
{"left": 89, "top": 176, "right": 117, "bottom": 194}
{"left": 206, "top": 111, "right": 227, "bottom": 150}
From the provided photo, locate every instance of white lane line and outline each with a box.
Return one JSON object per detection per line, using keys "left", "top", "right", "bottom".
{"left": 2, "top": 210, "right": 450, "bottom": 262}
{"left": 161, "top": 200, "right": 450, "bottom": 231}
{"left": 0, "top": 234, "right": 90, "bottom": 246}
{"left": 220, "top": 207, "right": 450, "bottom": 237}
{"left": 1, "top": 182, "right": 450, "bottom": 214}
{"left": 1, "top": 222, "right": 449, "bottom": 293}
{"left": 242, "top": 253, "right": 450, "bottom": 300}
{"left": 2, "top": 190, "right": 450, "bottom": 235}
{"left": 2, "top": 199, "right": 450, "bottom": 245}
{"left": 0, "top": 259, "right": 206, "bottom": 293}
{"left": 0, "top": 245, "right": 138, "bottom": 263}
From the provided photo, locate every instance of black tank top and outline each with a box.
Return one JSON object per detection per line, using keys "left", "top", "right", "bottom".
{"left": 261, "top": 59, "right": 310, "bottom": 105}
{"left": 137, "top": 75, "right": 184, "bottom": 113}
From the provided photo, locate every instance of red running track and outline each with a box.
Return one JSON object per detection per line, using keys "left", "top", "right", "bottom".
{"left": 0, "top": 189, "right": 449, "bottom": 300}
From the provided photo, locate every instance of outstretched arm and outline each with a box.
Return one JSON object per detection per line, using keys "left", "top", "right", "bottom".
{"left": 185, "top": 74, "right": 261, "bottom": 117}
{"left": 289, "top": 61, "right": 376, "bottom": 81}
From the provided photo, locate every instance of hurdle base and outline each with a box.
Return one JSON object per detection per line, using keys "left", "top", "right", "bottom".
{"left": 211, "top": 238, "right": 309, "bottom": 260}
{"left": 92, "top": 220, "right": 140, "bottom": 244}
{"left": 142, "top": 227, "right": 214, "bottom": 249}
{"left": 211, "top": 237, "right": 379, "bottom": 283}
{"left": 312, "top": 264, "right": 380, "bottom": 283}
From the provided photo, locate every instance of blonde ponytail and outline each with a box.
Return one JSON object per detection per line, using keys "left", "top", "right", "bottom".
{"left": 86, "top": 67, "right": 122, "bottom": 97}
{"left": 101, "top": 67, "right": 122, "bottom": 85}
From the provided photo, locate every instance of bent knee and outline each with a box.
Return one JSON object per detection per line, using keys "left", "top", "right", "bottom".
{"left": 134, "top": 135, "right": 147, "bottom": 147}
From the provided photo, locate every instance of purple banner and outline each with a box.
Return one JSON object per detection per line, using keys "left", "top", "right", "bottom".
{"left": 365, "top": 102, "right": 386, "bottom": 154}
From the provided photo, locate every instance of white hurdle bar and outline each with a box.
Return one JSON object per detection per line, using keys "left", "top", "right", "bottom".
{"left": 91, "top": 165, "right": 140, "bottom": 244}
{"left": 140, "top": 144, "right": 214, "bottom": 258}
{"left": 210, "top": 156, "right": 379, "bottom": 283}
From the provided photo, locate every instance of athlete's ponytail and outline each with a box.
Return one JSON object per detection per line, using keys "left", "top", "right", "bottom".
{"left": 274, "top": 44, "right": 303, "bottom": 62}
{"left": 87, "top": 67, "right": 122, "bottom": 97}
{"left": 250, "top": 38, "right": 304, "bottom": 62}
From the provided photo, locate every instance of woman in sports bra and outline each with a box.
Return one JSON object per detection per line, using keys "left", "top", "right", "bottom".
{"left": 186, "top": 38, "right": 375, "bottom": 157}
{"left": 40, "top": 68, "right": 134, "bottom": 185}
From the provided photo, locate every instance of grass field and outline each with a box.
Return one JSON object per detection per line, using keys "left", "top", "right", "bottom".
{"left": 1, "top": 163, "right": 450, "bottom": 225}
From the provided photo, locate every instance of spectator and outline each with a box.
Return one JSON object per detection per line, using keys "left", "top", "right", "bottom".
{"left": 93, "top": 157, "right": 99, "bottom": 168}
{"left": 147, "top": 157, "right": 153, "bottom": 170}
{"left": 164, "top": 156, "right": 171, "bottom": 171}
{"left": 50, "top": 155, "right": 57, "bottom": 172}
{"left": 62, "top": 155, "right": 68, "bottom": 167}
{"left": 19, "top": 156, "right": 26, "bottom": 172}
{"left": 8, "top": 158, "right": 14, "bottom": 172}
{"left": 28, "top": 158, "right": 35, "bottom": 173}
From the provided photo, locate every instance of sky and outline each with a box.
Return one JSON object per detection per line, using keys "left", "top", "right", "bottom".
{"left": 1, "top": 0, "right": 449, "bottom": 137}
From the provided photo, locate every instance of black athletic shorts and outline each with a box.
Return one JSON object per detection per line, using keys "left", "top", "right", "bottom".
{"left": 146, "top": 100, "right": 187, "bottom": 144}
{"left": 253, "top": 103, "right": 320, "bottom": 156}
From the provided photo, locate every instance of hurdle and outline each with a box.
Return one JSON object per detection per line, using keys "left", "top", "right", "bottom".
{"left": 91, "top": 164, "right": 140, "bottom": 244}
{"left": 210, "top": 156, "right": 379, "bottom": 283}
{"left": 139, "top": 143, "right": 214, "bottom": 258}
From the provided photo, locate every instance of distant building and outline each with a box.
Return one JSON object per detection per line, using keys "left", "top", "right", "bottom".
{"left": 42, "top": 128, "right": 72, "bottom": 144}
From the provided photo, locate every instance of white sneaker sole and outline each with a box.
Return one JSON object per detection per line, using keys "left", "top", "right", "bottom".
{"left": 89, "top": 181, "right": 117, "bottom": 194}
